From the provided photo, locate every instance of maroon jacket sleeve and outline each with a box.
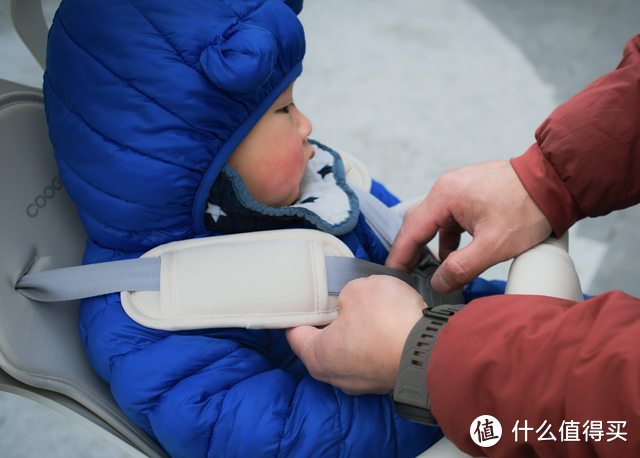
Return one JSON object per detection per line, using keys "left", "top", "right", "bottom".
{"left": 426, "top": 36, "right": 640, "bottom": 457}
{"left": 427, "top": 292, "right": 640, "bottom": 457}
{"left": 511, "top": 35, "right": 640, "bottom": 237}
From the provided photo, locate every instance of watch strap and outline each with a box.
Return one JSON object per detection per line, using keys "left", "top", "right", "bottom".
{"left": 391, "top": 304, "right": 464, "bottom": 425}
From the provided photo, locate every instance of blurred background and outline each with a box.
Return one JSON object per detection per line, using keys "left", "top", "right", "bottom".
{"left": 1, "top": 0, "right": 638, "bottom": 456}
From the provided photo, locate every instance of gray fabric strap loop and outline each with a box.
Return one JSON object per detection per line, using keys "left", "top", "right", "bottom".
{"left": 326, "top": 256, "right": 412, "bottom": 294}
{"left": 351, "top": 185, "right": 403, "bottom": 251}
{"left": 16, "top": 257, "right": 161, "bottom": 302}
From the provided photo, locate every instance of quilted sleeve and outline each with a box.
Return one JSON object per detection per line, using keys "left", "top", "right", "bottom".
{"left": 428, "top": 291, "right": 640, "bottom": 458}
{"left": 511, "top": 35, "right": 640, "bottom": 236}
{"left": 80, "top": 292, "right": 437, "bottom": 458}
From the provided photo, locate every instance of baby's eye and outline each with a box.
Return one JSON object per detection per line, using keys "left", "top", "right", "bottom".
{"left": 280, "top": 105, "right": 290, "bottom": 114}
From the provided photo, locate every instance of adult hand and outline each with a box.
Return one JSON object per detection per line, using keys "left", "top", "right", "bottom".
{"left": 286, "top": 275, "right": 425, "bottom": 395}
{"left": 386, "top": 160, "right": 552, "bottom": 293}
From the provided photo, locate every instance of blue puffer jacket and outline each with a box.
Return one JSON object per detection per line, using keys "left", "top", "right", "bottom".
{"left": 44, "top": 1, "right": 439, "bottom": 457}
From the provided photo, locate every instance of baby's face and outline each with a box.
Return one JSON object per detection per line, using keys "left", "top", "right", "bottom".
{"left": 227, "top": 83, "right": 314, "bottom": 207}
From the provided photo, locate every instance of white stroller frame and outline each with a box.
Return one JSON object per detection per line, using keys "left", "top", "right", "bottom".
{"left": 0, "top": 1, "right": 583, "bottom": 457}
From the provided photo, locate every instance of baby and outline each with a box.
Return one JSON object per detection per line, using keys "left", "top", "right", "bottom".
{"left": 44, "top": 0, "right": 441, "bottom": 457}
{"left": 203, "top": 81, "right": 377, "bottom": 243}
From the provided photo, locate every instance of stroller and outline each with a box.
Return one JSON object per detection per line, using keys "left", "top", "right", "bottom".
{"left": 0, "top": 1, "right": 583, "bottom": 457}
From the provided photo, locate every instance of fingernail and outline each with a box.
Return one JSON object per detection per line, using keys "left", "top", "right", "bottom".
{"left": 432, "top": 274, "right": 452, "bottom": 293}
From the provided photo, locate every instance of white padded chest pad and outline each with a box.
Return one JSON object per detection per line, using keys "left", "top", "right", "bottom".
{"left": 120, "top": 229, "right": 354, "bottom": 330}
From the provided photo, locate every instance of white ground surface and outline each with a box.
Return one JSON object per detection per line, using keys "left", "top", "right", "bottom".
{"left": 0, "top": 0, "right": 609, "bottom": 456}
{"left": 298, "top": 0, "right": 557, "bottom": 200}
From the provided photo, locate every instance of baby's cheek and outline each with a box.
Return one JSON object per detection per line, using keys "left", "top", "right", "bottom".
{"left": 261, "top": 146, "right": 305, "bottom": 195}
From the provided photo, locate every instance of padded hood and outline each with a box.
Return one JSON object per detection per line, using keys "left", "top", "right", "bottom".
{"left": 44, "top": 0, "right": 305, "bottom": 252}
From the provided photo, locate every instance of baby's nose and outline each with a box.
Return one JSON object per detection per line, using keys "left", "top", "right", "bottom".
{"left": 298, "top": 112, "right": 312, "bottom": 139}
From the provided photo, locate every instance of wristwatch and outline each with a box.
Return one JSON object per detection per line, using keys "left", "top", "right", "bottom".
{"left": 389, "top": 304, "right": 464, "bottom": 425}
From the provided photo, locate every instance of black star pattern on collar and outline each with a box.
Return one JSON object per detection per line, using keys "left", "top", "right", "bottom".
{"left": 300, "top": 196, "right": 318, "bottom": 204}
{"left": 317, "top": 165, "right": 333, "bottom": 178}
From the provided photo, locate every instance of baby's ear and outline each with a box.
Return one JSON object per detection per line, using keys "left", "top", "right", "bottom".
{"left": 283, "top": 0, "right": 303, "bottom": 15}
{"left": 199, "top": 23, "right": 278, "bottom": 93}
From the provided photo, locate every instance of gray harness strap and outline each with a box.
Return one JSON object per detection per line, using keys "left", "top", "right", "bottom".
{"left": 16, "top": 257, "right": 161, "bottom": 302}
{"left": 326, "top": 256, "right": 411, "bottom": 294}
{"left": 15, "top": 187, "right": 413, "bottom": 302}
{"left": 17, "top": 255, "right": 412, "bottom": 303}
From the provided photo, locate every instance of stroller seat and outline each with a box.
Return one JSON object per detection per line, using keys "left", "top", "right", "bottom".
{"left": 0, "top": 85, "right": 170, "bottom": 458}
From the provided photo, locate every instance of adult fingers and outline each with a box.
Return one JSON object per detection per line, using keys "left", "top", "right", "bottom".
{"left": 431, "top": 233, "right": 508, "bottom": 293}
{"left": 285, "top": 326, "right": 326, "bottom": 382}
{"left": 387, "top": 199, "right": 448, "bottom": 272}
{"left": 437, "top": 224, "right": 464, "bottom": 261}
